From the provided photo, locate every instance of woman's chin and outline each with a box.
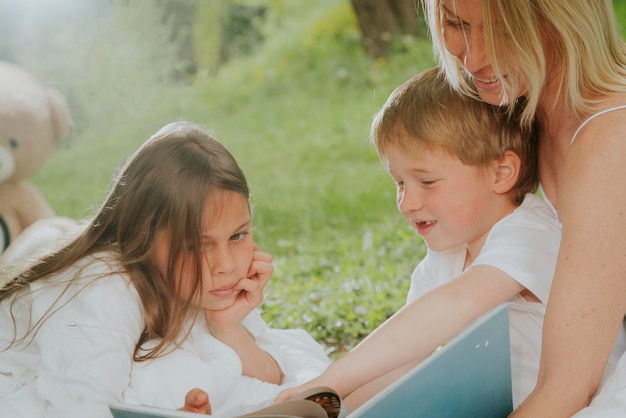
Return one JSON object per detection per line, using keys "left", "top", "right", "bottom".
{"left": 476, "top": 85, "right": 528, "bottom": 107}
{"left": 477, "top": 89, "right": 508, "bottom": 106}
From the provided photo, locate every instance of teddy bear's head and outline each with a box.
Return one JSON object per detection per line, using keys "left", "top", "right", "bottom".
{"left": 0, "top": 61, "right": 71, "bottom": 184}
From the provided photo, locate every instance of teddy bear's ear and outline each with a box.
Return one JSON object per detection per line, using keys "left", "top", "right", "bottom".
{"left": 45, "top": 87, "right": 73, "bottom": 143}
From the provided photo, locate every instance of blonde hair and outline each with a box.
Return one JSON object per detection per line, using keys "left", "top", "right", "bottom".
{"left": 424, "top": 0, "right": 626, "bottom": 126}
{"left": 371, "top": 67, "right": 538, "bottom": 205}
{"left": 0, "top": 122, "right": 249, "bottom": 360}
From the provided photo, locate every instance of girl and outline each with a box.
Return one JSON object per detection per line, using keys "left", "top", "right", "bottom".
{"left": 0, "top": 121, "right": 330, "bottom": 417}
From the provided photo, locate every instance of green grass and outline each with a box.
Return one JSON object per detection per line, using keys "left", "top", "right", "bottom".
{"left": 23, "top": 0, "right": 626, "bottom": 356}
{"left": 25, "top": 0, "right": 431, "bottom": 355}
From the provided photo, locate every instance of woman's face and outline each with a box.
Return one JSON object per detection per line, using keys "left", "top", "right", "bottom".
{"left": 440, "top": 0, "right": 528, "bottom": 105}
{"left": 153, "top": 190, "right": 255, "bottom": 311}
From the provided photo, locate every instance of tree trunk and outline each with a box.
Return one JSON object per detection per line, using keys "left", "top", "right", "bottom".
{"left": 159, "top": 0, "right": 198, "bottom": 78}
{"left": 350, "top": 0, "right": 425, "bottom": 59}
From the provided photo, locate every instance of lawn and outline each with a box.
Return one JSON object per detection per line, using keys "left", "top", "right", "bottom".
{"left": 23, "top": 0, "right": 432, "bottom": 355}
{"left": 22, "top": 0, "right": 626, "bottom": 356}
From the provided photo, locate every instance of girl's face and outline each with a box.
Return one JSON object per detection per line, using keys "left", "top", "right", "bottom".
{"left": 385, "top": 142, "right": 503, "bottom": 253}
{"left": 440, "top": 0, "right": 528, "bottom": 105}
{"left": 153, "top": 190, "right": 255, "bottom": 311}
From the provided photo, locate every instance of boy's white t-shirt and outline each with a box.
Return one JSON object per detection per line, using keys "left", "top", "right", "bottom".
{"left": 406, "top": 193, "right": 561, "bottom": 407}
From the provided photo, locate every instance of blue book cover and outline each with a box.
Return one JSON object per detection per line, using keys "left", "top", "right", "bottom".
{"left": 348, "top": 303, "right": 512, "bottom": 418}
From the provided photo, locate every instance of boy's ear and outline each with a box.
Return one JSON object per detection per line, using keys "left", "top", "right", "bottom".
{"left": 493, "top": 150, "right": 521, "bottom": 194}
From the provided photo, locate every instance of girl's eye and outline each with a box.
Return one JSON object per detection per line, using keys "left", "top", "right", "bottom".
{"left": 231, "top": 231, "right": 249, "bottom": 241}
{"left": 421, "top": 180, "right": 437, "bottom": 186}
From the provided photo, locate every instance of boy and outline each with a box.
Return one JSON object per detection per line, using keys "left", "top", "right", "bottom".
{"left": 276, "top": 68, "right": 561, "bottom": 410}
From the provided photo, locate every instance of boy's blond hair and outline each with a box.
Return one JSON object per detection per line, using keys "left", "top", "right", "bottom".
{"left": 371, "top": 67, "right": 538, "bottom": 205}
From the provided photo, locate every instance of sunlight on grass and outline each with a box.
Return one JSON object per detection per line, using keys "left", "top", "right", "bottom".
{"left": 26, "top": 0, "right": 435, "bottom": 352}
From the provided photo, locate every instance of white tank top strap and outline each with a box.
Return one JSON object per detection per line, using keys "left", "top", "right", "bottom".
{"left": 570, "top": 105, "right": 626, "bottom": 145}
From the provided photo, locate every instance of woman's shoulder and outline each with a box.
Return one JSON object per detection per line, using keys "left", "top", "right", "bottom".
{"left": 571, "top": 100, "right": 626, "bottom": 146}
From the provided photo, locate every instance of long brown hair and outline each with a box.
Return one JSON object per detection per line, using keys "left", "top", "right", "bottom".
{"left": 0, "top": 121, "right": 249, "bottom": 360}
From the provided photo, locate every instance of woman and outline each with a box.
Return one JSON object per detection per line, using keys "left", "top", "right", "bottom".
{"left": 423, "top": 0, "right": 626, "bottom": 416}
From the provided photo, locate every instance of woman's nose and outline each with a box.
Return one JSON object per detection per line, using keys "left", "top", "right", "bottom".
{"left": 463, "top": 30, "right": 489, "bottom": 73}
{"left": 445, "top": 27, "right": 489, "bottom": 74}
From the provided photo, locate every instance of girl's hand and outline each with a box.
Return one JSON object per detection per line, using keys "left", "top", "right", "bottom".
{"left": 179, "top": 388, "right": 211, "bottom": 414}
{"left": 202, "top": 245, "right": 282, "bottom": 383}
{"left": 204, "top": 245, "right": 273, "bottom": 334}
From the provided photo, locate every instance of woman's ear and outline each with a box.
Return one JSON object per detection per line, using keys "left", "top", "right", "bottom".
{"left": 493, "top": 150, "right": 521, "bottom": 194}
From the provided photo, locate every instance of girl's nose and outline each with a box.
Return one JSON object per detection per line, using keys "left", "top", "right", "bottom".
{"left": 209, "top": 245, "right": 236, "bottom": 276}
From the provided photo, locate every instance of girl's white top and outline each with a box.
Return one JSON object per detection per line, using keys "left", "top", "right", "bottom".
{"left": 0, "top": 252, "right": 330, "bottom": 418}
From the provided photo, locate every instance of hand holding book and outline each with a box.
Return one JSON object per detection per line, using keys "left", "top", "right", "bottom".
{"left": 110, "top": 386, "right": 347, "bottom": 418}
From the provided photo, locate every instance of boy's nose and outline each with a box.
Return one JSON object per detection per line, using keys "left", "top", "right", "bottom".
{"left": 397, "top": 187, "right": 423, "bottom": 214}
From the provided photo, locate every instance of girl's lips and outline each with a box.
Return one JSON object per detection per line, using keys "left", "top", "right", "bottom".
{"left": 210, "top": 283, "right": 239, "bottom": 298}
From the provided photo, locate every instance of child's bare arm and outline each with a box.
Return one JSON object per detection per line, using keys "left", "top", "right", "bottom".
{"left": 277, "top": 264, "right": 524, "bottom": 402}
{"left": 204, "top": 247, "right": 283, "bottom": 384}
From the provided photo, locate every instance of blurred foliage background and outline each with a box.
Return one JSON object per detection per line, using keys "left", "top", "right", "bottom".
{"left": 1, "top": 0, "right": 625, "bottom": 356}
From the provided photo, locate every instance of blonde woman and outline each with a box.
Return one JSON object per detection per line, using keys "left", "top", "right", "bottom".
{"left": 423, "top": 0, "right": 626, "bottom": 416}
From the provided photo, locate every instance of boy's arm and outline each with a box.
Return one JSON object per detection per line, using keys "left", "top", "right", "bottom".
{"left": 277, "top": 264, "right": 524, "bottom": 401}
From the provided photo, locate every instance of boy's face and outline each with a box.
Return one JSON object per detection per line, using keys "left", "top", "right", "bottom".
{"left": 153, "top": 190, "right": 255, "bottom": 311}
{"left": 385, "top": 142, "right": 504, "bottom": 252}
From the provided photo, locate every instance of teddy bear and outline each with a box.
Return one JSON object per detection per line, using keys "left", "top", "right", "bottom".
{"left": 0, "top": 60, "right": 74, "bottom": 263}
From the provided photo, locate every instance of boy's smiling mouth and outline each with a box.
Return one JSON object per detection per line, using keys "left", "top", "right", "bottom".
{"left": 415, "top": 220, "right": 437, "bottom": 235}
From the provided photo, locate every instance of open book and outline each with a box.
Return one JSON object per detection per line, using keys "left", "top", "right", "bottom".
{"left": 349, "top": 303, "right": 512, "bottom": 417}
{"left": 110, "top": 385, "right": 346, "bottom": 418}
{"left": 111, "top": 304, "right": 511, "bottom": 418}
